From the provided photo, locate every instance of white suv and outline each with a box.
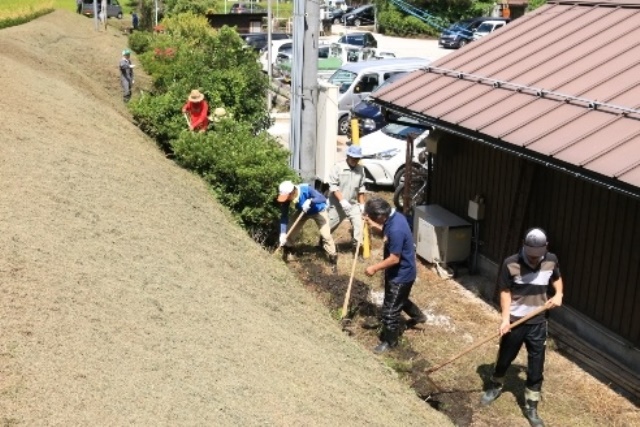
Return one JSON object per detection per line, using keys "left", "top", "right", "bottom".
{"left": 472, "top": 20, "right": 507, "bottom": 40}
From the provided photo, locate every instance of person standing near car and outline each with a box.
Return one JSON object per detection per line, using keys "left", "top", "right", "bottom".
{"left": 277, "top": 180, "right": 338, "bottom": 273}
{"left": 181, "top": 90, "right": 209, "bottom": 133}
{"left": 119, "top": 49, "right": 135, "bottom": 103}
{"left": 363, "top": 197, "right": 426, "bottom": 354}
{"left": 328, "top": 145, "right": 366, "bottom": 250}
{"left": 76, "top": 0, "right": 83, "bottom": 14}
{"left": 480, "top": 228, "right": 564, "bottom": 427}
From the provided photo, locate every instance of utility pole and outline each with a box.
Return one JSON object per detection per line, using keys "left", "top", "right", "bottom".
{"left": 289, "top": 0, "right": 319, "bottom": 183}
{"left": 300, "top": 0, "right": 319, "bottom": 182}
{"left": 267, "top": 0, "right": 272, "bottom": 111}
{"left": 93, "top": 0, "right": 98, "bottom": 31}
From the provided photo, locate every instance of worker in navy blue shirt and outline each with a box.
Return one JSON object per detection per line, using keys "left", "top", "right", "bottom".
{"left": 363, "top": 198, "right": 427, "bottom": 354}
{"left": 277, "top": 180, "right": 338, "bottom": 272}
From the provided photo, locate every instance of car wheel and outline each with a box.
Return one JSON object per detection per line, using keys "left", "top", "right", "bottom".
{"left": 354, "top": 18, "right": 361, "bottom": 27}
{"left": 117, "top": 12, "right": 123, "bottom": 19}
{"left": 458, "top": 39, "right": 467, "bottom": 48}
{"left": 333, "top": 17, "right": 340, "bottom": 24}
{"left": 338, "top": 115, "right": 350, "bottom": 136}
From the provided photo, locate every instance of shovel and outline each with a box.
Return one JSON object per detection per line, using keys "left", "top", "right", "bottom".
{"left": 425, "top": 304, "right": 549, "bottom": 374}
{"left": 273, "top": 212, "right": 306, "bottom": 256}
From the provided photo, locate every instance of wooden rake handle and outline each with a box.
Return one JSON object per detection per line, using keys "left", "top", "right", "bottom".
{"left": 341, "top": 221, "right": 367, "bottom": 319}
{"left": 273, "top": 211, "right": 306, "bottom": 255}
{"left": 425, "top": 304, "right": 549, "bottom": 374}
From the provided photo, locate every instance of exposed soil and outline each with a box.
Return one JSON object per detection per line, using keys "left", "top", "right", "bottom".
{"left": 286, "top": 223, "right": 640, "bottom": 426}
{"left": 0, "top": 11, "right": 455, "bottom": 426}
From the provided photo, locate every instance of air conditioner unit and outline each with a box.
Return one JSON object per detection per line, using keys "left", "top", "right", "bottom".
{"left": 413, "top": 205, "right": 472, "bottom": 264}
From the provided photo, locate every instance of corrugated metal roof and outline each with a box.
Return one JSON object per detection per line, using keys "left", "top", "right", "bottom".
{"left": 374, "top": 0, "right": 640, "bottom": 193}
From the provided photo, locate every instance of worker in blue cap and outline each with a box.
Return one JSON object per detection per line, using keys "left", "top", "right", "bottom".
{"left": 327, "top": 144, "right": 367, "bottom": 250}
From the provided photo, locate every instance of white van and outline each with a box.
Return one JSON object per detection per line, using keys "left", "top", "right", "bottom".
{"left": 327, "top": 57, "right": 432, "bottom": 135}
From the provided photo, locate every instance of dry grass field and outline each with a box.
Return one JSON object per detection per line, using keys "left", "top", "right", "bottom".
{"left": 0, "top": 10, "right": 451, "bottom": 426}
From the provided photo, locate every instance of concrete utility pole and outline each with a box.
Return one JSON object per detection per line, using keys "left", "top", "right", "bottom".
{"left": 93, "top": 0, "right": 98, "bottom": 31}
{"left": 300, "top": 0, "right": 320, "bottom": 182}
{"left": 267, "top": 0, "right": 272, "bottom": 110}
{"left": 289, "top": 0, "right": 319, "bottom": 183}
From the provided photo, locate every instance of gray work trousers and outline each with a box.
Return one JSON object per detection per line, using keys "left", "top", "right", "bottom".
{"left": 121, "top": 77, "right": 132, "bottom": 102}
{"left": 328, "top": 204, "right": 363, "bottom": 244}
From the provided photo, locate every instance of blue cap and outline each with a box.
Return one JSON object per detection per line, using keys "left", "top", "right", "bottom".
{"left": 346, "top": 145, "right": 363, "bottom": 158}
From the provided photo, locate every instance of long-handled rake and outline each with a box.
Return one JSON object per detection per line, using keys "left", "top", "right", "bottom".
{"left": 425, "top": 305, "right": 549, "bottom": 375}
{"left": 340, "top": 221, "right": 367, "bottom": 331}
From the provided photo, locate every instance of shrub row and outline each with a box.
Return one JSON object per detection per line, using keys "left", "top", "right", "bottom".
{"left": 128, "top": 12, "right": 297, "bottom": 243}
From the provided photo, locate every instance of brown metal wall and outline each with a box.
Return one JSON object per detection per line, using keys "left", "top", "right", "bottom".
{"left": 431, "top": 135, "right": 640, "bottom": 347}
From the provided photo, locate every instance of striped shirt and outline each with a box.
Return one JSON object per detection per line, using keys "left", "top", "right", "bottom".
{"left": 499, "top": 250, "right": 561, "bottom": 324}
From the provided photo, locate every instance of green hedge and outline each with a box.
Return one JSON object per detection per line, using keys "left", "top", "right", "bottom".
{"left": 128, "top": 12, "right": 297, "bottom": 243}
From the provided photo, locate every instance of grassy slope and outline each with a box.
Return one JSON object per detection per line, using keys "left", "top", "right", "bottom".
{"left": 0, "top": 10, "right": 451, "bottom": 426}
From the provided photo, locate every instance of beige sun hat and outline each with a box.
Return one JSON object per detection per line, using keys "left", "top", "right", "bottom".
{"left": 212, "top": 107, "right": 228, "bottom": 123}
{"left": 188, "top": 89, "right": 205, "bottom": 103}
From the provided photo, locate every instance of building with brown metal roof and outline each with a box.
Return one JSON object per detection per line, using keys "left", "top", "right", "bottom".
{"left": 373, "top": 0, "right": 640, "bottom": 399}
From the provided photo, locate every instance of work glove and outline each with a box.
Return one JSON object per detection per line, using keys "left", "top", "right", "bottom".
{"left": 340, "top": 199, "right": 352, "bottom": 213}
{"left": 279, "top": 233, "right": 287, "bottom": 247}
{"left": 301, "top": 199, "right": 312, "bottom": 213}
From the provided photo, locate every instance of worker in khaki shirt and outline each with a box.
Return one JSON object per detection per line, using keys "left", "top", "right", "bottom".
{"left": 328, "top": 145, "right": 366, "bottom": 248}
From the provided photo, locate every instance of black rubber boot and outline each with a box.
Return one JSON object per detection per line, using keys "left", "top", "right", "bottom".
{"left": 480, "top": 380, "right": 504, "bottom": 406}
{"left": 404, "top": 302, "right": 427, "bottom": 328}
{"left": 328, "top": 254, "right": 338, "bottom": 274}
{"left": 373, "top": 328, "right": 398, "bottom": 354}
{"left": 524, "top": 389, "right": 545, "bottom": 427}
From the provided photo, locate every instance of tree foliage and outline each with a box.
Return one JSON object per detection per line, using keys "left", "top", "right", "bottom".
{"left": 129, "top": 13, "right": 295, "bottom": 242}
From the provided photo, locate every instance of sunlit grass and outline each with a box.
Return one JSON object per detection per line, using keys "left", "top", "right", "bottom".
{"left": 0, "top": 0, "right": 56, "bottom": 20}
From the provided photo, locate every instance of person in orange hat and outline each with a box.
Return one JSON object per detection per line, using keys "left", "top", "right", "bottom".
{"left": 182, "top": 89, "right": 209, "bottom": 132}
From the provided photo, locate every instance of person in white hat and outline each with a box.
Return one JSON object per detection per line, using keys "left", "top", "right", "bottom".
{"left": 277, "top": 180, "right": 338, "bottom": 272}
{"left": 181, "top": 89, "right": 209, "bottom": 132}
{"left": 481, "top": 227, "right": 564, "bottom": 427}
{"left": 327, "top": 145, "right": 366, "bottom": 250}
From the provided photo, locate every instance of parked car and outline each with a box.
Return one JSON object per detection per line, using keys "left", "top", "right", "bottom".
{"left": 328, "top": 6, "right": 354, "bottom": 24}
{"left": 359, "top": 122, "right": 428, "bottom": 188}
{"left": 239, "top": 32, "right": 292, "bottom": 52}
{"left": 259, "top": 39, "right": 294, "bottom": 72}
{"left": 351, "top": 72, "right": 410, "bottom": 136}
{"left": 336, "top": 32, "right": 378, "bottom": 49}
{"left": 328, "top": 57, "right": 432, "bottom": 135}
{"left": 472, "top": 20, "right": 508, "bottom": 40}
{"left": 342, "top": 4, "right": 375, "bottom": 27}
{"left": 438, "top": 16, "right": 509, "bottom": 49}
{"left": 82, "top": 0, "right": 123, "bottom": 19}
{"left": 230, "top": 3, "right": 267, "bottom": 13}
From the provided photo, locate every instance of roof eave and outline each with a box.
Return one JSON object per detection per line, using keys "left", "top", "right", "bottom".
{"left": 374, "top": 99, "right": 640, "bottom": 201}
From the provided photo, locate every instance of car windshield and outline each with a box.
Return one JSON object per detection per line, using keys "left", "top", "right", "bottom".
{"left": 329, "top": 69, "right": 357, "bottom": 91}
{"left": 476, "top": 23, "right": 494, "bottom": 32}
{"left": 381, "top": 123, "right": 423, "bottom": 140}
